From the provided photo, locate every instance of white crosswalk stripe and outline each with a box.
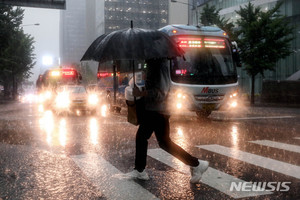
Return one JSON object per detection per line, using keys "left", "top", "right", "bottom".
{"left": 249, "top": 140, "right": 300, "bottom": 153}
{"left": 197, "top": 144, "right": 300, "bottom": 179}
{"left": 71, "top": 139, "right": 299, "bottom": 199}
{"left": 294, "top": 137, "right": 300, "bottom": 140}
{"left": 147, "top": 148, "right": 272, "bottom": 199}
{"left": 71, "top": 153, "right": 159, "bottom": 200}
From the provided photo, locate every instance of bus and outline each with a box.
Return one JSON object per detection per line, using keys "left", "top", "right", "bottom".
{"left": 159, "top": 24, "right": 241, "bottom": 117}
{"left": 39, "top": 67, "right": 82, "bottom": 89}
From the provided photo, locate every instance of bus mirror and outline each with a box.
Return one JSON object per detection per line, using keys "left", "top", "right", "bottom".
{"left": 231, "top": 41, "right": 241, "bottom": 67}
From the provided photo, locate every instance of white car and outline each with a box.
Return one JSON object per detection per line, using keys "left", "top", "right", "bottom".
{"left": 54, "top": 85, "right": 99, "bottom": 115}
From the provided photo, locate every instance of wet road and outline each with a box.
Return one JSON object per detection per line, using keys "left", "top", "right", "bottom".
{"left": 0, "top": 101, "right": 299, "bottom": 200}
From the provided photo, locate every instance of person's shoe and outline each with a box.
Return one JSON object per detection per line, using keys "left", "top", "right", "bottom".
{"left": 125, "top": 169, "right": 150, "bottom": 180}
{"left": 190, "top": 160, "right": 209, "bottom": 183}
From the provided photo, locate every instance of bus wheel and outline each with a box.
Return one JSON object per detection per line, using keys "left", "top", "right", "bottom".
{"left": 196, "top": 110, "right": 211, "bottom": 118}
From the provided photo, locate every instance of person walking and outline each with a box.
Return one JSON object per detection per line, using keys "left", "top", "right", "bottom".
{"left": 128, "top": 58, "right": 209, "bottom": 183}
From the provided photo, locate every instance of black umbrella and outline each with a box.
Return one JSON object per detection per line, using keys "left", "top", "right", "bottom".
{"left": 81, "top": 21, "right": 184, "bottom": 109}
{"left": 81, "top": 23, "right": 184, "bottom": 62}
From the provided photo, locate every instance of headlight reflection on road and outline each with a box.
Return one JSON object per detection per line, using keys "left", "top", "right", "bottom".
{"left": 39, "top": 110, "right": 54, "bottom": 145}
{"left": 172, "top": 127, "right": 188, "bottom": 172}
{"left": 175, "top": 127, "right": 187, "bottom": 149}
{"left": 231, "top": 125, "right": 239, "bottom": 146}
{"left": 101, "top": 105, "right": 108, "bottom": 117}
{"left": 229, "top": 124, "right": 243, "bottom": 176}
{"left": 59, "top": 119, "right": 67, "bottom": 147}
{"left": 89, "top": 118, "right": 99, "bottom": 145}
{"left": 39, "top": 111, "right": 68, "bottom": 147}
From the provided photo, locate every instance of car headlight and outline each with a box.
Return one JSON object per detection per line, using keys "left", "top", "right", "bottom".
{"left": 45, "top": 91, "right": 52, "bottom": 99}
{"left": 88, "top": 94, "right": 99, "bottom": 105}
{"left": 38, "top": 94, "right": 45, "bottom": 103}
{"left": 55, "top": 92, "right": 70, "bottom": 108}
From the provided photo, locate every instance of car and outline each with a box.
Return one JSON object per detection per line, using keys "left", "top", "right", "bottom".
{"left": 53, "top": 85, "right": 99, "bottom": 115}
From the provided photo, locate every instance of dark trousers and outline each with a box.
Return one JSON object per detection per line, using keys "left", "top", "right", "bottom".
{"left": 135, "top": 111, "right": 199, "bottom": 172}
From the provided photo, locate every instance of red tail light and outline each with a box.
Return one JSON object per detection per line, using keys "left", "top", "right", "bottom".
{"left": 61, "top": 68, "right": 77, "bottom": 77}
{"left": 97, "top": 72, "right": 109, "bottom": 78}
{"left": 178, "top": 38, "right": 202, "bottom": 48}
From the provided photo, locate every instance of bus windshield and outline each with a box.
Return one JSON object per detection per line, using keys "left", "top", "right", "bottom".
{"left": 170, "top": 37, "right": 237, "bottom": 85}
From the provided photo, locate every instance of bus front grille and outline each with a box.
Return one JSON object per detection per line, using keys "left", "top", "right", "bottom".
{"left": 194, "top": 95, "right": 224, "bottom": 102}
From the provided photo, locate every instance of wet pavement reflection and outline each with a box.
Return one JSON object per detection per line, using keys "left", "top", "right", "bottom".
{"left": 0, "top": 102, "right": 299, "bottom": 199}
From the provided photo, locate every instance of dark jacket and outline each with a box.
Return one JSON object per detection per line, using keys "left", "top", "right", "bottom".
{"left": 144, "top": 58, "right": 170, "bottom": 114}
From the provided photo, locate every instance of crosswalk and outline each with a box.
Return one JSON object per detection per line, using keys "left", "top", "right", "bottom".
{"left": 71, "top": 138, "right": 300, "bottom": 199}
{"left": 249, "top": 140, "right": 300, "bottom": 154}
{"left": 71, "top": 154, "right": 159, "bottom": 200}
{"left": 148, "top": 149, "right": 272, "bottom": 198}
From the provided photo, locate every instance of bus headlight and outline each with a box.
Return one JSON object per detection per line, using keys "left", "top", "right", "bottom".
{"left": 174, "top": 91, "right": 187, "bottom": 110}
{"left": 229, "top": 90, "right": 238, "bottom": 98}
{"left": 88, "top": 94, "right": 99, "bottom": 105}
{"left": 230, "top": 101, "right": 238, "bottom": 108}
{"left": 176, "top": 102, "right": 183, "bottom": 109}
{"left": 55, "top": 92, "right": 70, "bottom": 109}
{"left": 230, "top": 92, "right": 238, "bottom": 98}
{"left": 176, "top": 92, "right": 187, "bottom": 100}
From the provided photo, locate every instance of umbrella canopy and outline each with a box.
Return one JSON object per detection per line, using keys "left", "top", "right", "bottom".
{"left": 80, "top": 27, "right": 184, "bottom": 63}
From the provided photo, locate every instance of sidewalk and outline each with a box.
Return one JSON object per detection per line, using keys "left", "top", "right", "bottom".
{"left": 209, "top": 102, "right": 300, "bottom": 121}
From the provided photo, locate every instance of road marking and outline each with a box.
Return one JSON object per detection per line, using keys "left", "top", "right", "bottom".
{"left": 228, "top": 116, "right": 295, "bottom": 120}
{"left": 197, "top": 144, "right": 300, "bottom": 179}
{"left": 148, "top": 149, "right": 272, "bottom": 199}
{"left": 294, "top": 137, "right": 300, "bottom": 140}
{"left": 249, "top": 140, "right": 300, "bottom": 154}
{"left": 71, "top": 153, "right": 158, "bottom": 200}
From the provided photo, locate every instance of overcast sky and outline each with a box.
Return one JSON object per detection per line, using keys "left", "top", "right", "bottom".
{"left": 22, "top": 7, "right": 60, "bottom": 82}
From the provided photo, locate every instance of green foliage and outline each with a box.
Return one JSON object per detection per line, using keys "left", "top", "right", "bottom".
{"left": 0, "top": 5, "right": 35, "bottom": 98}
{"left": 235, "top": 1, "right": 294, "bottom": 77}
{"left": 235, "top": 1, "right": 294, "bottom": 104}
{"left": 200, "top": 4, "right": 235, "bottom": 40}
{"left": 200, "top": 4, "right": 220, "bottom": 26}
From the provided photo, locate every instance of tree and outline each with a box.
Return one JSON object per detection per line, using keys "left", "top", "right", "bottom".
{"left": 235, "top": 2, "right": 294, "bottom": 105}
{"left": 200, "top": 4, "right": 235, "bottom": 40}
{"left": 0, "top": 5, "right": 35, "bottom": 99}
{"left": 200, "top": 4, "right": 219, "bottom": 26}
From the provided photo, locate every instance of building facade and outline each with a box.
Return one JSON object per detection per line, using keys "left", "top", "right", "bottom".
{"left": 60, "top": 0, "right": 172, "bottom": 67}
{"left": 195, "top": 0, "right": 300, "bottom": 94}
{"left": 104, "top": 0, "right": 169, "bottom": 33}
{"left": 59, "top": 0, "right": 104, "bottom": 66}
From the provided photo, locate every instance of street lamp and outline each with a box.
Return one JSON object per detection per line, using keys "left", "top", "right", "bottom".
{"left": 170, "top": 0, "right": 199, "bottom": 26}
